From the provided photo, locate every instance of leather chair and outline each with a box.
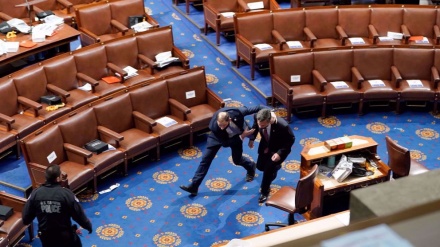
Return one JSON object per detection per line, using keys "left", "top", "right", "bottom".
{"left": 43, "top": 54, "right": 99, "bottom": 110}
{"left": 92, "top": 93, "right": 159, "bottom": 163}
{"left": 304, "top": 8, "right": 340, "bottom": 49}
{"left": 401, "top": 8, "right": 437, "bottom": 45}
{"left": 0, "top": 191, "right": 33, "bottom": 246}
{"left": 0, "top": 131, "right": 18, "bottom": 159}
{"left": 73, "top": 45, "right": 127, "bottom": 98}
{"left": 109, "top": 0, "right": 159, "bottom": 32}
{"left": 32, "top": 0, "right": 77, "bottom": 26}
{"left": 313, "top": 49, "right": 361, "bottom": 117}
{"left": 129, "top": 80, "right": 192, "bottom": 151}
{"left": 270, "top": 51, "right": 325, "bottom": 122}
{"left": 392, "top": 48, "right": 437, "bottom": 113}
{"left": 58, "top": 109, "right": 127, "bottom": 176}
{"left": 203, "top": 0, "right": 241, "bottom": 46}
{"left": 237, "top": 0, "right": 280, "bottom": 12}
{"left": 353, "top": 47, "right": 399, "bottom": 115}
{"left": 135, "top": 26, "right": 190, "bottom": 78}
{"left": 369, "top": 7, "right": 404, "bottom": 46}
{"left": 234, "top": 11, "right": 285, "bottom": 80}
{"left": 0, "top": 0, "right": 34, "bottom": 23}
{"left": 21, "top": 125, "right": 97, "bottom": 193}
{"left": 12, "top": 66, "right": 72, "bottom": 124}
{"left": 385, "top": 136, "right": 429, "bottom": 179}
{"left": 75, "top": 1, "right": 129, "bottom": 47}
{"left": 272, "top": 10, "right": 310, "bottom": 50}
{"left": 0, "top": 78, "right": 44, "bottom": 139}
{"left": 264, "top": 164, "right": 318, "bottom": 231}
{"left": 337, "top": 8, "right": 373, "bottom": 47}
{"left": 104, "top": 36, "right": 156, "bottom": 87}
{"left": 164, "top": 67, "right": 224, "bottom": 136}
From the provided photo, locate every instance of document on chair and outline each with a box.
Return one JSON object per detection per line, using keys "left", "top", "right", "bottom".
{"left": 122, "top": 66, "right": 139, "bottom": 79}
{"left": 78, "top": 83, "right": 92, "bottom": 92}
{"left": 330, "top": 81, "right": 349, "bottom": 89}
{"left": 221, "top": 12, "right": 235, "bottom": 18}
{"left": 286, "top": 41, "right": 303, "bottom": 48}
{"left": 247, "top": 1, "right": 264, "bottom": 9}
{"left": 414, "top": 37, "right": 429, "bottom": 44}
{"left": 254, "top": 43, "right": 272, "bottom": 50}
{"left": 387, "top": 31, "right": 403, "bottom": 40}
{"left": 348, "top": 37, "right": 365, "bottom": 45}
{"left": 407, "top": 80, "right": 423, "bottom": 88}
{"left": 156, "top": 116, "right": 178, "bottom": 127}
{"left": 368, "top": 80, "right": 385, "bottom": 88}
{"left": 155, "top": 51, "right": 179, "bottom": 68}
{"left": 131, "top": 21, "right": 153, "bottom": 32}
{"left": 378, "top": 36, "right": 393, "bottom": 42}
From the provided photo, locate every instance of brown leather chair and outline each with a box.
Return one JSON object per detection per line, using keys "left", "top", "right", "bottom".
{"left": 12, "top": 66, "right": 72, "bottom": 124}
{"left": 32, "top": 0, "right": 77, "bottom": 26}
{"left": 129, "top": 80, "right": 192, "bottom": 151}
{"left": 73, "top": 45, "right": 127, "bottom": 98}
{"left": 369, "top": 7, "right": 404, "bottom": 46}
{"left": 164, "top": 67, "right": 224, "bottom": 135}
{"left": 337, "top": 8, "right": 373, "bottom": 47}
{"left": 272, "top": 10, "right": 310, "bottom": 51}
{"left": 43, "top": 54, "right": 99, "bottom": 110}
{"left": 0, "top": 191, "right": 33, "bottom": 246}
{"left": 313, "top": 49, "right": 361, "bottom": 117}
{"left": 392, "top": 48, "right": 437, "bottom": 113}
{"left": 385, "top": 136, "right": 429, "bottom": 179}
{"left": 270, "top": 51, "right": 325, "bottom": 122}
{"left": 203, "top": 0, "right": 241, "bottom": 46}
{"left": 21, "top": 125, "right": 97, "bottom": 193}
{"left": 304, "top": 8, "right": 340, "bottom": 49}
{"left": 401, "top": 7, "right": 437, "bottom": 45}
{"left": 135, "top": 26, "right": 190, "bottom": 78}
{"left": 353, "top": 47, "right": 399, "bottom": 115}
{"left": 237, "top": 0, "right": 280, "bottom": 12}
{"left": 58, "top": 109, "right": 127, "bottom": 176}
{"left": 109, "top": 0, "right": 159, "bottom": 32}
{"left": 92, "top": 93, "right": 159, "bottom": 163}
{"left": 0, "top": 0, "right": 34, "bottom": 23}
{"left": 264, "top": 164, "right": 318, "bottom": 231}
{"left": 0, "top": 78, "right": 44, "bottom": 139}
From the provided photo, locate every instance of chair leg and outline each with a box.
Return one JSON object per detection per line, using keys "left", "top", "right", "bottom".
{"left": 287, "top": 212, "right": 296, "bottom": 225}
{"left": 358, "top": 99, "right": 364, "bottom": 116}
{"left": 216, "top": 31, "right": 220, "bottom": 46}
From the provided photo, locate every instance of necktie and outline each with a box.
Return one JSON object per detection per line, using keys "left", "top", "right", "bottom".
{"left": 262, "top": 128, "right": 269, "bottom": 153}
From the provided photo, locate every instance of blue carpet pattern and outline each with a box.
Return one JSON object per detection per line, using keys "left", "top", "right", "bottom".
{"left": 0, "top": 1, "right": 438, "bottom": 246}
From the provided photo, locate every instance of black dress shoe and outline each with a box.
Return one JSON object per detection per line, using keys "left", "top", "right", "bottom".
{"left": 246, "top": 162, "right": 256, "bottom": 182}
{"left": 179, "top": 185, "right": 198, "bottom": 196}
{"left": 258, "top": 194, "right": 268, "bottom": 203}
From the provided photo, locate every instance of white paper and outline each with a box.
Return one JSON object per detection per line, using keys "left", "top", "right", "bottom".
{"left": 156, "top": 116, "right": 178, "bottom": 127}
{"left": 348, "top": 37, "right": 365, "bottom": 44}
{"left": 290, "top": 75, "right": 301, "bottom": 83}
{"left": 378, "top": 36, "right": 393, "bottom": 42}
{"left": 32, "top": 23, "right": 58, "bottom": 37}
{"left": 99, "top": 183, "right": 120, "bottom": 194}
{"left": 387, "top": 31, "right": 403, "bottom": 40}
{"left": 78, "top": 83, "right": 92, "bottom": 92}
{"left": 131, "top": 21, "right": 153, "bottom": 32}
{"left": 0, "top": 40, "right": 6, "bottom": 55}
{"left": 32, "top": 32, "right": 46, "bottom": 43}
{"left": 415, "top": 37, "right": 429, "bottom": 44}
{"left": 155, "top": 51, "right": 179, "bottom": 68}
{"left": 331, "top": 81, "right": 349, "bottom": 89}
{"left": 254, "top": 43, "right": 272, "bottom": 50}
{"left": 43, "top": 15, "right": 64, "bottom": 25}
{"left": 7, "top": 18, "right": 30, "bottom": 33}
{"left": 221, "top": 12, "right": 235, "bottom": 18}
{"left": 407, "top": 79, "right": 423, "bottom": 88}
{"left": 286, "top": 41, "right": 303, "bottom": 48}
{"left": 308, "top": 146, "right": 330, "bottom": 155}
{"left": 123, "top": 66, "right": 138, "bottom": 79}
{"left": 247, "top": 1, "right": 264, "bottom": 9}
{"left": 5, "top": 42, "right": 19, "bottom": 52}
{"left": 186, "top": 90, "right": 195, "bottom": 99}
{"left": 368, "top": 80, "right": 385, "bottom": 88}
{"left": 47, "top": 151, "right": 57, "bottom": 163}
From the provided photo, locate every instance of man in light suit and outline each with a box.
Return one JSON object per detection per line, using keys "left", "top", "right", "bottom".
{"left": 180, "top": 106, "right": 265, "bottom": 196}
{"left": 249, "top": 108, "right": 295, "bottom": 203}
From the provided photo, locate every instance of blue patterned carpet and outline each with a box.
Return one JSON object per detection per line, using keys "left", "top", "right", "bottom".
{"left": 2, "top": 1, "right": 439, "bottom": 246}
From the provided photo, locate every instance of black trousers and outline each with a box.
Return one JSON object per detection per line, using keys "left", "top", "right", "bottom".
{"left": 39, "top": 230, "right": 82, "bottom": 247}
{"left": 256, "top": 152, "right": 282, "bottom": 196}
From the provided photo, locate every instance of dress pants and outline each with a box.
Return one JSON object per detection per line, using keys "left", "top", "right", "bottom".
{"left": 256, "top": 152, "right": 282, "bottom": 196}
{"left": 39, "top": 229, "right": 82, "bottom": 247}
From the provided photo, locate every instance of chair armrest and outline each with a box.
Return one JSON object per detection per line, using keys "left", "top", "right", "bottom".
{"left": 401, "top": 24, "right": 410, "bottom": 44}
{"left": 368, "top": 24, "right": 379, "bottom": 44}
{"left": 137, "top": 54, "right": 157, "bottom": 70}
{"left": 391, "top": 66, "right": 402, "bottom": 88}
{"left": 351, "top": 67, "right": 364, "bottom": 89}
{"left": 312, "top": 70, "right": 327, "bottom": 92}
{"left": 132, "top": 111, "right": 156, "bottom": 134}
{"left": 64, "top": 143, "right": 92, "bottom": 165}
{"left": 172, "top": 47, "right": 190, "bottom": 69}
{"left": 47, "top": 84, "right": 70, "bottom": 103}
{"left": 336, "top": 25, "right": 348, "bottom": 46}
{"left": 271, "top": 74, "right": 293, "bottom": 106}
{"left": 431, "top": 66, "right": 440, "bottom": 89}
{"left": 77, "top": 73, "right": 99, "bottom": 93}
{"left": 56, "top": 0, "right": 73, "bottom": 12}
{"left": 304, "top": 27, "right": 317, "bottom": 48}
{"left": 0, "top": 113, "right": 15, "bottom": 131}
{"left": 28, "top": 162, "right": 47, "bottom": 188}
{"left": 0, "top": 12, "right": 13, "bottom": 21}
{"left": 272, "top": 30, "right": 286, "bottom": 50}
{"left": 206, "top": 88, "right": 225, "bottom": 109}
{"left": 0, "top": 191, "right": 27, "bottom": 211}
{"left": 78, "top": 27, "right": 100, "bottom": 43}
{"left": 110, "top": 19, "right": 129, "bottom": 35}
{"left": 434, "top": 25, "right": 440, "bottom": 45}
{"left": 97, "top": 126, "right": 124, "bottom": 148}
{"left": 169, "top": 98, "right": 191, "bottom": 120}
{"left": 237, "top": 0, "right": 250, "bottom": 12}
{"left": 107, "top": 62, "right": 126, "bottom": 83}
{"left": 17, "top": 96, "right": 42, "bottom": 117}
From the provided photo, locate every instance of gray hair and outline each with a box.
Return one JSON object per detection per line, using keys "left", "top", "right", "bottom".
{"left": 217, "top": 111, "right": 230, "bottom": 122}
{"left": 256, "top": 108, "right": 271, "bottom": 122}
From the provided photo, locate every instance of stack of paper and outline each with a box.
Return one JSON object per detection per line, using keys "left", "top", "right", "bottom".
{"left": 0, "top": 40, "right": 19, "bottom": 53}
{"left": 286, "top": 41, "right": 303, "bottom": 48}
{"left": 122, "top": 66, "right": 139, "bottom": 79}
{"left": 348, "top": 37, "right": 365, "bottom": 45}
{"left": 131, "top": 21, "right": 153, "bottom": 32}
{"left": 156, "top": 116, "right": 178, "bottom": 127}
{"left": 155, "top": 51, "right": 179, "bottom": 68}
{"left": 254, "top": 43, "right": 272, "bottom": 50}
{"left": 7, "top": 18, "right": 30, "bottom": 33}
{"left": 43, "top": 15, "right": 64, "bottom": 26}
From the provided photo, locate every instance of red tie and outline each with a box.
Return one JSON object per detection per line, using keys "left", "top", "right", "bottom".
{"left": 263, "top": 128, "right": 269, "bottom": 153}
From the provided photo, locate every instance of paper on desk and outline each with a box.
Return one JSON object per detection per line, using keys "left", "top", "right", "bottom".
{"left": 156, "top": 116, "right": 178, "bottom": 127}
{"left": 7, "top": 18, "right": 30, "bottom": 33}
{"left": 78, "top": 83, "right": 92, "bottom": 92}
{"left": 321, "top": 224, "right": 414, "bottom": 247}
{"left": 221, "top": 12, "right": 235, "bottom": 18}
{"left": 4, "top": 41, "right": 19, "bottom": 52}
{"left": 0, "top": 40, "right": 5, "bottom": 55}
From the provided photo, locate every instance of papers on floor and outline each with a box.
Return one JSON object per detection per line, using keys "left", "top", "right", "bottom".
{"left": 42, "top": 15, "right": 64, "bottom": 26}
{"left": 287, "top": 41, "right": 303, "bottom": 48}
{"left": 348, "top": 37, "right": 365, "bottom": 45}
{"left": 155, "top": 51, "right": 179, "bottom": 68}
{"left": 156, "top": 116, "right": 178, "bottom": 127}
{"left": 331, "top": 81, "right": 349, "bottom": 89}
{"left": 99, "top": 183, "right": 120, "bottom": 194}
{"left": 7, "top": 18, "right": 30, "bottom": 33}
{"left": 221, "top": 12, "right": 235, "bottom": 18}
{"left": 131, "top": 21, "right": 153, "bottom": 32}
{"left": 368, "top": 79, "right": 386, "bottom": 88}
{"left": 254, "top": 43, "right": 272, "bottom": 50}
{"left": 247, "top": 1, "right": 264, "bottom": 10}
{"left": 78, "top": 83, "right": 92, "bottom": 92}
{"left": 407, "top": 79, "right": 423, "bottom": 88}
{"left": 0, "top": 40, "right": 19, "bottom": 53}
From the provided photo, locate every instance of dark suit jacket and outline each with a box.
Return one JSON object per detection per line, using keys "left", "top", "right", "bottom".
{"left": 207, "top": 106, "right": 265, "bottom": 147}
{"left": 251, "top": 116, "right": 295, "bottom": 161}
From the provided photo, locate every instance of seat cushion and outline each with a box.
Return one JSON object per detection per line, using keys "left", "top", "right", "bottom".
{"left": 324, "top": 81, "right": 361, "bottom": 103}
{"left": 10, "top": 115, "right": 44, "bottom": 138}
{"left": 153, "top": 115, "right": 190, "bottom": 143}
{"left": 361, "top": 80, "right": 398, "bottom": 100}
{"left": 291, "top": 85, "right": 325, "bottom": 106}
{"left": 399, "top": 79, "right": 436, "bottom": 101}
{"left": 265, "top": 186, "right": 297, "bottom": 213}
{"left": 187, "top": 104, "right": 217, "bottom": 132}
{"left": 118, "top": 128, "right": 158, "bottom": 158}
{"left": 59, "top": 161, "right": 95, "bottom": 191}
{"left": 88, "top": 150, "right": 125, "bottom": 175}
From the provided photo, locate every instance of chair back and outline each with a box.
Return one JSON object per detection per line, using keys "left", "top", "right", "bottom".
{"left": 385, "top": 136, "right": 411, "bottom": 178}
{"left": 295, "top": 164, "right": 318, "bottom": 211}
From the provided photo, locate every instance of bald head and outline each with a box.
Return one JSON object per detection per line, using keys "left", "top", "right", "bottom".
{"left": 217, "top": 111, "right": 231, "bottom": 130}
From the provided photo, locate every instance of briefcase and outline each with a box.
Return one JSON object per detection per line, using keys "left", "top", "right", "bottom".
{"left": 84, "top": 139, "right": 108, "bottom": 154}
{"left": 0, "top": 205, "right": 13, "bottom": 221}
{"left": 40, "top": 95, "right": 62, "bottom": 105}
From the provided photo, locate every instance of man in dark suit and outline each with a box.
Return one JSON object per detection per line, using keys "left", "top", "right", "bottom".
{"left": 180, "top": 106, "right": 265, "bottom": 196}
{"left": 249, "top": 108, "right": 295, "bottom": 203}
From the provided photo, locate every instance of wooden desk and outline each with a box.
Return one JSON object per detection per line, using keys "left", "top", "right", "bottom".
{"left": 300, "top": 135, "right": 391, "bottom": 219}
{"left": 0, "top": 24, "right": 80, "bottom": 69}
